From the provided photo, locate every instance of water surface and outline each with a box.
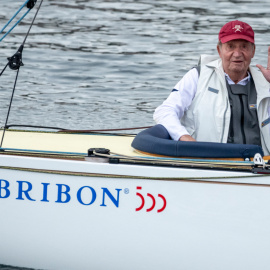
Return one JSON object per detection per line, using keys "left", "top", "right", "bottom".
{"left": 1, "top": 0, "right": 270, "bottom": 133}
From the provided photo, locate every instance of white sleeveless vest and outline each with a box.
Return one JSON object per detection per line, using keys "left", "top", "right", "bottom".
{"left": 181, "top": 55, "right": 270, "bottom": 155}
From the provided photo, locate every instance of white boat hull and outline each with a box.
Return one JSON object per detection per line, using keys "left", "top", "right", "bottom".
{"left": 0, "top": 154, "right": 270, "bottom": 270}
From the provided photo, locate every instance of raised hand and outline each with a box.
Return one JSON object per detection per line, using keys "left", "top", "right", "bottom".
{"left": 256, "top": 46, "right": 270, "bottom": 83}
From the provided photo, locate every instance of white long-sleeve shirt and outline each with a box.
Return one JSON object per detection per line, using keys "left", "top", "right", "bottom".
{"left": 153, "top": 68, "right": 270, "bottom": 141}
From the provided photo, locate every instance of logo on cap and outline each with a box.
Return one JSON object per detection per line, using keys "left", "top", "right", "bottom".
{"left": 232, "top": 25, "right": 244, "bottom": 32}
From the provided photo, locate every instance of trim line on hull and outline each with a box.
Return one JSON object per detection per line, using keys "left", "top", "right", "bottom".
{"left": 0, "top": 165, "right": 269, "bottom": 187}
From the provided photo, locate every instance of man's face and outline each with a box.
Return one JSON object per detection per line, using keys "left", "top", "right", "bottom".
{"left": 217, "top": 39, "right": 255, "bottom": 79}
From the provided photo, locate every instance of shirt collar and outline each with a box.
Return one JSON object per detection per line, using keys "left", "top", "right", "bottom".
{"left": 225, "top": 72, "right": 251, "bottom": 85}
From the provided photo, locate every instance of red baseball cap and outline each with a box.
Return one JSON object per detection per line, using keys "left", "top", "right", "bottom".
{"left": 219, "top": 20, "right": 254, "bottom": 44}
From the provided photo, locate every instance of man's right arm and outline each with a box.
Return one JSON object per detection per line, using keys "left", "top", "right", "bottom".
{"left": 153, "top": 68, "right": 199, "bottom": 141}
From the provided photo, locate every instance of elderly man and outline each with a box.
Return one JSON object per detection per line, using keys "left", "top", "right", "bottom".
{"left": 154, "top": 20, "right": 270, "bottom": 155}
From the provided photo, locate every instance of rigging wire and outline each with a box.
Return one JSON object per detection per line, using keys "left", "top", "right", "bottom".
{"left": 0, "top": 0, "right": 43, "bottom": 150}
{"left": 0, "top": 0, "right": 29, "bottom": 33}
{"left": 0, "top": 69, "right": 20, "bottom": 148}
{"left": 0, "top": 0, "right": 37, "bottom": 42}
{"left": 0, "top": 63, "right": 9, "bottom": 77}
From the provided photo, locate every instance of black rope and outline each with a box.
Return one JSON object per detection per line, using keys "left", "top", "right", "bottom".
{"left": 0, "top": 0, "right": 44, "bottom": 150}
{"left": 4, "top": 124, "right": 68, "bottom": 131}
{"left": 0, "top": 68, "right": 20, "bottom": 149}
{"left": 0, "top": 63, "right": 9, "bottom": 77}
{"left": 22, "top": 0, "right": 42, "bottom": 46}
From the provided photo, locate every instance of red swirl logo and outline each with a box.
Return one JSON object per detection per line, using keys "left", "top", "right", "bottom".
{"left": 135, "top": 186, "right": 166, "bottom": 213}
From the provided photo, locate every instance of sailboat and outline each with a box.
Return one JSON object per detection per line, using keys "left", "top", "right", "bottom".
{"left": 0, "top": 1, "right": 269, "bottom": 270}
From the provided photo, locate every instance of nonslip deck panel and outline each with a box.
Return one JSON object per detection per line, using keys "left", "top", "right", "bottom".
{"left": 0, "top": 130, "right": 136, "bottom": 156}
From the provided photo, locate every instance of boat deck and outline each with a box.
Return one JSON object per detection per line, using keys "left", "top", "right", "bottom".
{"left": 0, "top": 129, "right": 137, "bottom": 156}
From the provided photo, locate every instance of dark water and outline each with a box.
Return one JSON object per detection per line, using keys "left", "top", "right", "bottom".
{"left": 0, "top": 0, "right": 270, "bottom": 269}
